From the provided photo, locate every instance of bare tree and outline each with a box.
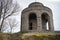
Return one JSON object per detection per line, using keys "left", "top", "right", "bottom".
{"left": 2, "top": 18, "right": 19, "bottom": 33}
{"left": 1, "top": 18, "right": 19, "bottom": 40}
{"left": 0, "top": 0, "right": 20, "bottom": 32}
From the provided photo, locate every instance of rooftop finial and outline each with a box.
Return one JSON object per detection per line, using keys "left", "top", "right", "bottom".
{"left": 28, "top": 2, "right": 44, "bottom": 7}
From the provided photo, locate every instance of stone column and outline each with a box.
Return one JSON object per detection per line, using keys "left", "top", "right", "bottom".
{"left": 37, "top": 14, "right": 42, "bottom": 32}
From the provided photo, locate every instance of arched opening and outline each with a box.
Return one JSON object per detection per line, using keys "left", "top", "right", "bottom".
{"left": 29, "top": 13, "right": 37, "bottom": 30}
{"left": 41, "top": 13, "right": 50, "bottom": 31}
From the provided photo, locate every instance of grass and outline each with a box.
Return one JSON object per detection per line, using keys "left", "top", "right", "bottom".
{"left": 22, "top": 33, "right": 60, "bottom": 40}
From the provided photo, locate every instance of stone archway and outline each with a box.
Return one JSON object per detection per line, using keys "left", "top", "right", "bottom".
{"left": 29, "top": 13, "right": 37, "bottom": 30}
{"left": 41, "top": 13, "right": 50, "bottom": 31}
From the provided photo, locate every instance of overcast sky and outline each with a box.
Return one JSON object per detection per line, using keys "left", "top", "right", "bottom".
{"left": 12, "top": 0, "right": 60, "bottom": 33}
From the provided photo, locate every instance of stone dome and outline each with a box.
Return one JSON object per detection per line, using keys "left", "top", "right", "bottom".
{"left": 29, "top": 2, "right": 44, "bottom": 7}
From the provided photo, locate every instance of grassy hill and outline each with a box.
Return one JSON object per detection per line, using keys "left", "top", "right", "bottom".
{"left": 0, "top": 32, "right": 60, "bottom": 40}
{"left": 22, "top": 33, "right": 60, "bottom": 40}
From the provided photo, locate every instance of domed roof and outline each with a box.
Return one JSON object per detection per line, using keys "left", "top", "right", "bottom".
{"left": 29, "top": 2, "right": 44, "bottom": 7}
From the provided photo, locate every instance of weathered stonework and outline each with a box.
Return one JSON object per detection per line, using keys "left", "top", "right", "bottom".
{"left": 21, "top": 2, "right": 54, "bottom": 33}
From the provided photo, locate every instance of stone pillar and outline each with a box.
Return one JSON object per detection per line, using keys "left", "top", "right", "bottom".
{"left": 37, "top": 14, "right": 42, "bottom": 32}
